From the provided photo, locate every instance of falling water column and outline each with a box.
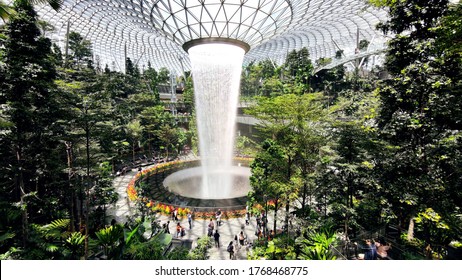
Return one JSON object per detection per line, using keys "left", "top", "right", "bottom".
{"left": 186, "top": 40, "right": 247, "bottom": 199}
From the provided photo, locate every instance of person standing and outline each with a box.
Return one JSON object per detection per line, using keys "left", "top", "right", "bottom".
{"left": 215, "top": 208, "right": 222, "bottom": 226}
{"left": 227, "top": 241, "right": 235, "bottom": 259}
{"left": 256, "top": 214, "right": 261, "bottom": 228}
{"left": 208, "top": 218, "right": 214, "bottom": 237}
{"left": 359, "top": 239, "right": 377, "bottom": 260}
{"left": 261, "top": 214, "right": 267, "bottom": 237}
{"left": 173, "top": 208, "right": 178, "bottom": 221}
{"left": 234, "top": 234, "right": 239, "bottom": 251}
{"left": 239, "top": 231, "right": 246, "bottom": 247}
{"left": 213, "top": 230, "right": 220, "bottom": 248}
{"left": 187, "top": 212, "right": 192, "bottom": 229}
{"left": 245, "top": 205, "right": 250, "bottom": 225}
{"left": 376, "top": 239, "right": 391, "bottom": 259}
{"left": 245, "top": 211, "right": 250, "bottom": 226}
{"left": 165, "top": 221, "right": 170, "bottom": 234}
{"left": 176, "top": 222, "right": 181, "bottom": 238}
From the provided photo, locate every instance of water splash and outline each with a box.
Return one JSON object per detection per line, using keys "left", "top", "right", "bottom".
{"left": 188, "top": 43, "right": 245, "bottom": 199}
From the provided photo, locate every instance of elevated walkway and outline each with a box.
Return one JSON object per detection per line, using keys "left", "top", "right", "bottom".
{"left": 313, "top": 49, "right": 386, "bottom": 74}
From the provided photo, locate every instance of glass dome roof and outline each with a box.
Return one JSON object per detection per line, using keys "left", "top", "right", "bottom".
{"left": 28, "top": 0, "right": 390, "bottom": 73}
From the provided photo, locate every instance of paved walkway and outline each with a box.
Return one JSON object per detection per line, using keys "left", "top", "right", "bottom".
{"left": 107, "top": 160, "right": 264, "bottom": 260}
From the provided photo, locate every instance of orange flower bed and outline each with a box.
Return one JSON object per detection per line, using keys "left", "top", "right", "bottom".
{"left": 127, "top": 184, "right": 138, "bottom": 201}
{"left": 126, "top": 158, "right": 253, "bottom": 219}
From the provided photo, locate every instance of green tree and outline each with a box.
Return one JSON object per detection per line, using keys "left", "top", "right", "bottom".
{"left": 247, "top": 94, "right": 328, "bottom": 232}
{"left": 156, "top": 123, "right": 181, "bottom": 158}
{"left": 181, "top": 73, "right": 194, "bottom": 113}
{"left": 56, "top": 66, "right": 115, "bottom": 258}
{"left": 157, "top": 67, "right": 170, "bottom": 84}
{"left": 372, "top": 0, "right": 462, "bottom": 255}
{"left": 241, "top": 59, "right": 282, "bottom": 97}
{"left": 143, "top": 62, "right": 160, "bottom": 103}
{"left": 36, "top": 19, "right": 54, "bottom": 36}
{"left": 1, "top": 0, "right": 63, "bottom": 247}
{"left": 139, "top": 105, "right": 169, "bottom": 155}
{"left": 67, "top": 31, "right": 92, "bottom": 69}
{"left": 249, "top": 139, "right": 287, "bottom": 233}
{"left": 317, "top": 122, "right": 378, "bottom": 236}
{"left": 126, "top": 119, "right": 143, "bottom": 162}
{"left": 283, "top": 47, "right": 313, "bottom": 93}
{"left": 50, "top": 42, "right": 63, "bottom": 66}
{"left": 1, "top": 0, "right": 62, "bottom": 22}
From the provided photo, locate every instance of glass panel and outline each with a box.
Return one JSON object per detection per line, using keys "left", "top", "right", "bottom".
{"left": 32, "top": 0, "right": 390, "bottom": 73}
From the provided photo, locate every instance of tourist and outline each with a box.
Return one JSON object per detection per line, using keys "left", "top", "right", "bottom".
{"left": 164, "top": 221, "right": 170, "bottom": 234}
{"left": 227, "top": 241, "right": 235, "bottom": 260}
{"left": 245, "top": 205, "right": 250, "bottom": 224}
{"left": 173, "top": 208, "right": 178, "bottom": 221}
{"left": 187, "top": 212, "right": 193, "bottom": 229}
{"left": 234, "top": 234, "right": 239, "bottom": 250}
{"left": 239, "top": 231, "right": 246, "bottom": 247}
{"left": 216, "top": 208, "right": 222, "bottom": 226}
{"left": 207, "top": 219, "right": 214, "bottom": 237}
{"left": 176, "top": 222, "right": 181, "bottom": 238}
{"left": 162, "top": 222, "right": 167, "bottom": 233}
{"left": 180, "top": 226, "right": 186, "bottom": 237}
{"left": 357, "top": 239, "right": 377, "bottom": 260}
{"left": 376, "top": 239, "right": 391, "bottom": 259}
{"left": 213, "top": 230, "right": 220, "bottom": 248}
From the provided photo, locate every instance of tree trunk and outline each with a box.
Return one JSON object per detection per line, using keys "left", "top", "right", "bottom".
{"left": 273, "top": 199, "right": 279, "bottom": 233}
{"left": 14, "top": 146, "right": 29, "bottom": 248}
{"left": 84, "top": 120, "right": 90, "bottom": 259}
{"left": 285, "top": 156, "right": 292, "bottom": 236}
{"left": 301, "top": 182, "right": 307, "bottom": 212}
{"left": 148, "top": 134, "right": 152, "bottom": 156}
{"left": 407, "top": 216, "right": 415, "bottom": 241}
{"left": 285, "top": 200, "right": 290, "bottom": 236}
{"left": 65, "top": 142, "right": 76, "bottom": 232}
{"left": 18, "top": 159, "right": 29, "bottom": 247}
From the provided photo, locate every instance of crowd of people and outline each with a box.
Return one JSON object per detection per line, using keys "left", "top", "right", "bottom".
{"left": 160, "top": 206, "right": 393, "bottom": 260}
{"left": 158, "top": 206, "right": 278, "bottom": 260}
{"left": 356, "top": 238, "right": 391, "bottom": 260}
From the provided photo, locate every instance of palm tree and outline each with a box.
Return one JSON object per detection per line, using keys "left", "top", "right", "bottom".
{"left": 30, "top": 0, "right": 63, "bottom": 10}
{"left": 1, "top": 0, "right": 63, "bottom": 22}
{"left": 0, "top": 1, "right": 14, "bottom": 23}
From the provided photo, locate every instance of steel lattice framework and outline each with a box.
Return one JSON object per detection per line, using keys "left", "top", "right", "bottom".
{"left": 31, "top": 0, "right": 390, "bottom": 73}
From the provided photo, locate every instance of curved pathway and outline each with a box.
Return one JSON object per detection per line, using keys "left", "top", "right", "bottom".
{"left": 107, "top": 156, "right": 265, "bottom": 260}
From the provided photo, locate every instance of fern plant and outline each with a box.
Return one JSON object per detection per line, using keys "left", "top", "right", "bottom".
{"left": 63, "top": 232, "right": 85, "bottom": 259}
{"left": 94, "top": 224, "right": 125, "bottom": 259}
{"left": 21, "top": 219, "right": 78, "bottom": 259}
{"left": 297, "top": 227, "right": 338, "bottom": 260}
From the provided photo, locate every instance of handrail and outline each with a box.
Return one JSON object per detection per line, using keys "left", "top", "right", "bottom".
{"left": 344, "top": 225, "right": 426, "bottom": 260}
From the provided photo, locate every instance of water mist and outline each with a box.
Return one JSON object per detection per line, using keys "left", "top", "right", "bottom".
{"left": 187, "top": 43, "right": 245, "bottom": 199}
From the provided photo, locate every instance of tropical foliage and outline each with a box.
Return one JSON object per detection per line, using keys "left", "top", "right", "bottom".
{"left": 0, "top": 0, "right": 461, "bottom": 260}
